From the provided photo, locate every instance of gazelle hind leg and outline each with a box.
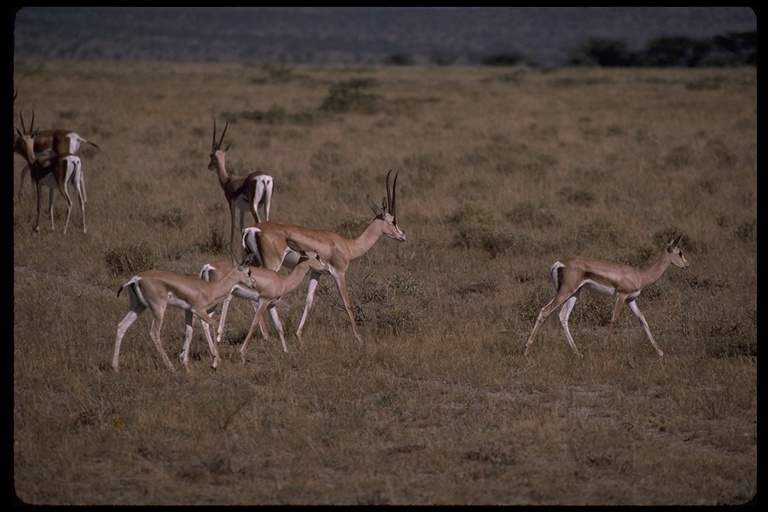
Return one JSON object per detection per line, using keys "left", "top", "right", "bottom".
{"left": 113, "top": 303, "right": 146, "bottom": 371}
{"left": 524, "top": 289, "right": 576, "bottom": 355}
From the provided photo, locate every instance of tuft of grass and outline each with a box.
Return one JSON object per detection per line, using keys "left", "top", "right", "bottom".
{"left": 104, "top": 241, "right": 156, "bottom": 275}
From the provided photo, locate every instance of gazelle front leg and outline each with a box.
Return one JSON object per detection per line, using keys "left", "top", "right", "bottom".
{"left": 296, "top": 271, "right": 322, "bottom": 342}
{"left": 626, "top": 300, "right": 664, "bottom": 356}
{"left": 557, "top": 293, "right": 583, "bottom": 356}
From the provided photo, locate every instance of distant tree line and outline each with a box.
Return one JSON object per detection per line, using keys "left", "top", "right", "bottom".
{"left": 384, "top": 30, "right": 756, "bottom": 67}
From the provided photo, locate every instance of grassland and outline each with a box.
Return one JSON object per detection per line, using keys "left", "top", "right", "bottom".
{"left": 12, "top": 60, "right": 756, "bottom": 505}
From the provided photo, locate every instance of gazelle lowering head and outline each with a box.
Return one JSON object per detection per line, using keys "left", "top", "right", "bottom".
{"left": 193, "top": 233, "right": 329, "bottom": 365}
{"left": 523, "top": 233, "right": 689, "bottom": 357}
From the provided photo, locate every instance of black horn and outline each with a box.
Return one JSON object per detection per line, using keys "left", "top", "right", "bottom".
{"left": 387, "top": 169, "right": 398, "bottom": 218}
{"left": 219, "top": 120, "right": 228, "bottom": 150}
{"left": 212, "top": 119, "right": 228, "bottom": 151}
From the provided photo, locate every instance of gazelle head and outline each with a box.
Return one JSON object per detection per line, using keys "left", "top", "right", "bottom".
{"left": 208, "top": 119, "right": 231, "bottom": 171}
{"left": 367, "top": 169, "right": 407, "bottom": 242}
{"left": 15, "top": 109, "right": 39, "bottom": 162}
{"left": 287, "top": 238, "right": 329, "bottom": 273}
{"left": 666, "top": 232, "right": 689, "bottom": 269}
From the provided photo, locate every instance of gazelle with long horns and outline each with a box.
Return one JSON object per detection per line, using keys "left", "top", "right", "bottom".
{"left": 208, "top": 119, "right": 274, "bottom": 260}
{"left": 12, "top": 93, "right": 99, "bottom": 198}
{"left": 16, "top": 110, "right": 87, "bottom": 234}
{"left": 241, "top": 170, "right": 406, "bottom": 343}
{"left": 523, "top": 233, "right": 690, "bottom": 357}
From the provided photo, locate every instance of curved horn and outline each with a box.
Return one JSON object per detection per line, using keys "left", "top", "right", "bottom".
{"left": 389, "top": 170, "right": 398, "bottom": 218}
{"left": 385, "top": 169, "right": 393, "bottom": 214}
{"left": 211, "top": 119, "right": 217, "bottom": 150}
{"left": 218, "top": 120, "right": 228, "bottom": 150}
{"left": 19, "top": 109, "right": 36, "bottom": 136}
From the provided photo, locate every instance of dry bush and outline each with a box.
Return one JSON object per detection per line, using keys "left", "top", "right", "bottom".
{"left": 13, "top": 62, "right": 756, "bottom": 506}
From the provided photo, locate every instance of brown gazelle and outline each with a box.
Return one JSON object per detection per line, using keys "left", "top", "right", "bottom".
{"left": 195, "top": 234, "right": 329, "bottom": 364}
{"left": 208, "top": 119, "right": 274, "bottom": 260}
{"left": 16, "top": 110, "right": 87, "bottom": 234}
{"left": 13, "top": 128, "right": 100, "bottom": 198}
{"left": 113, "top": 256, "right": 256, "bottom": 373}
{"left": 241, "top": 170, "right": 406, "bottom": 343}
{"left": 523, "top": 233, "right": 690, "bottom": 357}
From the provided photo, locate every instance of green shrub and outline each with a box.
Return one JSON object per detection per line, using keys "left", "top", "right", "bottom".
{"left": 319, "top": 80, "right": 385, "bottom": 115}
{"left": 664, "top": 145, "right": 694, "bottom": 169}
{"left": 151, "top": 205, "right": 187, "bottom": 229}
{"left": 734, "top": 218, "right": 755, "bottom": 243}
{"left": 197, "top": 228, "right": 229, "bottom": 255}
{"left": 558, "top": 186, "right": 596, "bottom": 207}
{"left": 105, "top": 241, "right": 156, "bottom": 275}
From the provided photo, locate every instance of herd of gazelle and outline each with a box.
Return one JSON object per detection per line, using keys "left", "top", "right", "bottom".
{"left": 14, "top": 109, "right": 689, "bottom": 370}
{"left": 14, "top": 109, "right": 100, "bottom": 234}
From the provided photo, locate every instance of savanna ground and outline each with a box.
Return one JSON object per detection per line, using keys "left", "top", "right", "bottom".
{"left": 12, "top": 60, "right": 756, "bottom": 505}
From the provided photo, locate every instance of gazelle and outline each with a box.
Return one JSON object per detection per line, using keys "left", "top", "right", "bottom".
{"left": 16, "top": 110, "right": 87, "bottom": 234}
{"left": 241, "top": 170, "right": 406, "bottom": 343}
{"left": 208, "top": 119, "right": 274, "bottom": 260}
{"left": 13, "top": 125, "right": 99, "bottom": 199}
{"left": 523, "top": 233, "right": 690, "bottom": 357}
{"left": 113, "top": 256, "right": 256, "bottom": 373}
{"left": 194, "top": 234, "right": 329, "bottom": 364}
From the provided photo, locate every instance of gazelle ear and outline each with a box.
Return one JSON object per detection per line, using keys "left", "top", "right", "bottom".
{"left": 667, "top": 232, "right": 683, "bottom": 252}
{"left": 367, "top": 195, "right": 382, "bottom": 216}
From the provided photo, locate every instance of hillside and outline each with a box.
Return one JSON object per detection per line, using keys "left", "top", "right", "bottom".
{"left": 12, "top": 7, "right": 757, "bottom": 66}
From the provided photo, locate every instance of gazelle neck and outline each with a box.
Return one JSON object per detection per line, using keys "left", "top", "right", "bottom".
{"left": 347, "top": 218, "right": 388, "bottom": 261}
{"left": 639, "top": 250, "right": 675, "bottom": 288}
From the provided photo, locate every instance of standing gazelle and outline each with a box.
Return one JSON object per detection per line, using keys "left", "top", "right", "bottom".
{"left": 13, "top": 94, "right": 99, "bottom": 198}
{"left": 208, "top": 119, "right": 274, "bottom": 260}
{"left": 16, "top": 110, "right": 87, "bottom": 234}
{"left": 241, "top": 170, "right": 406, "bottom": 343}
{"left": 113, "top": 256, "right": 256, "bottom": 373}
{"left": 523, "top": 233, "right": 690, "bottom": 357}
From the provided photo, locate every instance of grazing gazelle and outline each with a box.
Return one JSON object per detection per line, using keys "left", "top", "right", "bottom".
{"left": 13, "top": 124, "right": 100, "bottom": 199}
{"left": 113, "top": 256, "right": 256, "bottom": 373}
{"left": 208, "top": 119, "right": 274, "bottom": 260}
{"left": 523, "top": 233, "right": 690, "bottom": 357}
{"left": 194, "top": 234, "right": 329, "bottom": 364}
{"left": 241, "top": 170, "right": 406, "bottom": 343}
{"left": 16, "top": 110, "right": 87, "bottom": 234}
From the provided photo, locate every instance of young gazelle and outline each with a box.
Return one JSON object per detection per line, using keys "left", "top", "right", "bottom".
{"left": 194, "top": 234, "right": 329, "bottom": 364}
{"left": 523, "top": 233, "right": 690, "bottom": 357}
{"left": 113, "top": 256, "right": 256, "bottom": 373}
{"left": 241, "top": 170, "right": 406, "bottom": 343}
{"left": 16, "top": 110, "right": 87, "bottom": 234}
{"left": 208, "top": 119, "right": 274, "bottom": 260}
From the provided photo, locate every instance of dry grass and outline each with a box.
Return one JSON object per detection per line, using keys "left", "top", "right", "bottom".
{"left": 13, "top": 60, "right": 756, "bottom": 505}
